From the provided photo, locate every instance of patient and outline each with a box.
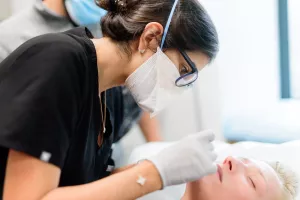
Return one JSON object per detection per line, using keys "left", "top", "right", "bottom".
{"left": 182, "top": 156, "right": 299, "bottom": 200}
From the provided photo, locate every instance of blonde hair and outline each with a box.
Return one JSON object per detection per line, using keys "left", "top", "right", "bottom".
{"left": 267, "top": 161, "right": 299, "bottom": 200}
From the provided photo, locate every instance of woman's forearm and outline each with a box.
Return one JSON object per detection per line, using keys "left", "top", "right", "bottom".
{"left": 112, "top": 164, "right": 136, "bottom": 174}
{"left": 139, "top": 112, "right": 162, "bottom": 142}
{"left": 42, "top": 161, "right": 162, "bottom": 200}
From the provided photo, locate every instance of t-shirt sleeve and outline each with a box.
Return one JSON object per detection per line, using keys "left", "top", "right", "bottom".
{"left": 0, "top": 35, "right": 84, "bottom": 168}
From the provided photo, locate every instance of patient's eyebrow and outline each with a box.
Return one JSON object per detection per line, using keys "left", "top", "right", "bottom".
{"left": 258, "top": 168, "right": 269, "bottom": 196}
{"left": 240, "top": 158, "right": 268, "bottom": 190}
{"left": 252, "top": 160, "right": 268, "bottom": 193}
{"left": 259, "top": 169, "right": 267, "bottom": 184}
{"left": 247, "top": 159, "right": 267, "bottom": 182}
{"left": 258, "top": 169, "right": 267, "bottom": 184}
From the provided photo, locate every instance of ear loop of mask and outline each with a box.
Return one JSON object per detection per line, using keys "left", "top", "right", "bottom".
{"left": 160, "top": 0, "right": 180, "bottom": 49}
{"left": 140, "top": 0, "right": 179, "bottom": 54}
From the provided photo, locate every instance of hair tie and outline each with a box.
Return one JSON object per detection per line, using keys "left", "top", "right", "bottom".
{"left": 109, "top": 0, "right": 118, "bottom": 11}
{"left": 96, "top": 0, "right": 126, "bottom": 12}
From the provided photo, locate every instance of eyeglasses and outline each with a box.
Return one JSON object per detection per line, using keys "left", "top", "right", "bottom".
{"left": 175, "top": 50, "right": 199, "bottom": 87}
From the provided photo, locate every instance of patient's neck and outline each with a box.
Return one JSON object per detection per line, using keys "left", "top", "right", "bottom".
{"left": 181, "top": 182, "right": 203, "bottom": 200}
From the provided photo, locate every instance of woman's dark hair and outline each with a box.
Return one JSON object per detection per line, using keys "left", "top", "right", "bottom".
{"left": 96, "top": 0, "right": 219, "bottom": 60}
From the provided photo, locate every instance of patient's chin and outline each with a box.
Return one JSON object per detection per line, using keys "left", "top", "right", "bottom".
{"left": 184, "top": 181, "right": 210, "bottom": 200}
{"left": 182, "top": 171, "right": 221, "bottom": 200}
{"left": 190, "top": 175, "right": 216, "bottom": 193}
{"left": 198, "top": 172, "right": 219, "bottom": 184}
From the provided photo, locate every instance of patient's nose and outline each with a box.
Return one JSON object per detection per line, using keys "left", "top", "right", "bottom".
{"left": 223, "top": 156, "right": 243, "bottom": 173}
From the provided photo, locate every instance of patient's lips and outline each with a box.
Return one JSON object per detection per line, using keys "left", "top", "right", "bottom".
{"left": 217, "top": 164, "right": 223, "bottom": 182}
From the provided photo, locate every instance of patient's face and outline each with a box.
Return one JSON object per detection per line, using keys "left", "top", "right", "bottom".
{"left": 195, "top": 157, "right": 282, "bottom": 200}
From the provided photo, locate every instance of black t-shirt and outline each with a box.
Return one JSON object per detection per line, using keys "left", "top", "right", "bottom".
{"left": 0, "top": 27, "right": 117, "bottom": 197}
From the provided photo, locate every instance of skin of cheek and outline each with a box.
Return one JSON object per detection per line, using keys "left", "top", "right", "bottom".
{"left": 220, "top": 174, "right": 256, "bottom": 200}
{"left": 191, "top": 169, "right": 258, "bottom": 200}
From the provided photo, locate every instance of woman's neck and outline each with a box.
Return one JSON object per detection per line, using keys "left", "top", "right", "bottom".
{"left": 92, "top": 38, "right": 131, "bottom": 93}
{"left": 43, "top": 0, "right": 68, "bottom": 17}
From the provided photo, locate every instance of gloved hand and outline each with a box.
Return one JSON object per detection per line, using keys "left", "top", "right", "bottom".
{"left": 147, "top": 130, "right": 217, "bottom": 188}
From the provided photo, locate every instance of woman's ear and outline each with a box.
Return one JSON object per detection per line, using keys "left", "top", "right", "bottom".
{"left": 138, "top": 22, "right": 164, "bottom": 53}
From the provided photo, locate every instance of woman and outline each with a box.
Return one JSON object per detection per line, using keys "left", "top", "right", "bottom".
{"left": 183, "top": 157, "right": 298, "bottom": 200}
{"left": 0, "top": 0, "right": 219, "bottom": 199}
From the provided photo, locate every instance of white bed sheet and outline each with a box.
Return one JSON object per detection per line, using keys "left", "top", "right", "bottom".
{"left": 128, "top": 140, "right": 300, "bottom": 200}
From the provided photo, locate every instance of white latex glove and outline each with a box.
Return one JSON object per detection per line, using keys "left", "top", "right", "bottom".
{"left": 147, "top": 130, "right": 217, "bottom": 188}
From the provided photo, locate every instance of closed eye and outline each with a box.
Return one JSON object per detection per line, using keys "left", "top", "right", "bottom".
{"left": 248, "top": 177, "right": 256, "bottom": 189}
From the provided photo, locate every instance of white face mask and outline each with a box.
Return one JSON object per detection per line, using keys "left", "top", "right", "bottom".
{"left": 125, "top": 47, "right": 188, "bottom": 117}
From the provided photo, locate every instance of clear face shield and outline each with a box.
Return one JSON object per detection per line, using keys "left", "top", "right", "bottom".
{"left": 160, "top": 0, "right": 199, "bottom": 87}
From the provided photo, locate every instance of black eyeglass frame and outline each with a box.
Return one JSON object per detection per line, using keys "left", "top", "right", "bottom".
{"left": 175, "top": 50, "right": 199, "bottom": 87}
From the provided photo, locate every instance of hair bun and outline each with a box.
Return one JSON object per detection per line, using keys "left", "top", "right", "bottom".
{"left": 95, "top": 0, "right": 127, "bottom": 12}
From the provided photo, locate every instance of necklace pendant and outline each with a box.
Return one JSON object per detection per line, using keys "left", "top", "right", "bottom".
{"left": 103, "top": 127, "right": 106, "bottom": 134}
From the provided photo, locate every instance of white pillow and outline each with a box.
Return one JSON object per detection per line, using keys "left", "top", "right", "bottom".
{"left": 223, "top": 100, "right": 300, "bottom": 143}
